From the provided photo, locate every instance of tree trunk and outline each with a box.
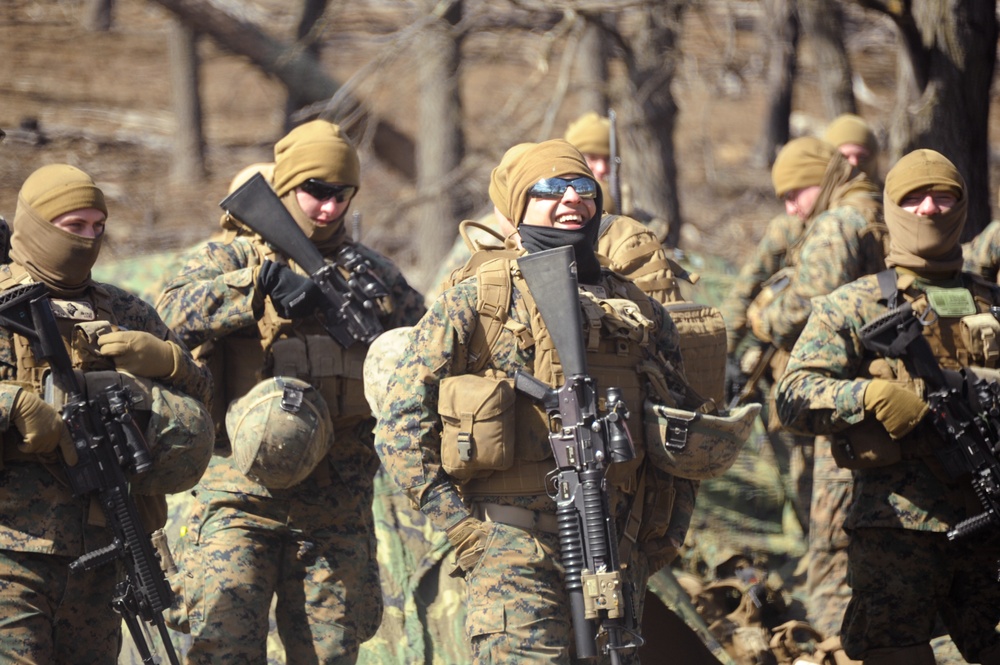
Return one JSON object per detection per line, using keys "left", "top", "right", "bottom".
{"left": 576, "top": 18, "right": 609, "bottom": 116}
{"left": 148, "top": 0, "right": 415, "bottom": 180}
{"left": 83, "top": 0, "right": 113, "bottom": 32}
{"left": 799, "top": 0, "right": 856, "bottom": 118}
{"left": 617, "top": 4, "right": 685, "bottom": 248}
{"left": 858, "top": 0, "right": 997, "bottom": 235}
{"left": 414, "top": 1, "right": 465, "bottom": 290}
{"left": 758, "top": 0, "right": 799, "bottom": 167}
{"left": 168, "top": 18, "right": 206, "bottom": 184}
{"left": 284, "top": 0, "right": 329, "bottom": 132}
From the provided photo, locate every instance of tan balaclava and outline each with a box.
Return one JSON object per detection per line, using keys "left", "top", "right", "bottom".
{"left": 11, "top": 164, "right": 107, "bottom": 297}
{"left": 272, "top": 120, "right": 360, "bottom": 250}
{"left": 219, "top": 162, "right": 276, "bottom": 232}
{"left": 488, "top": 142, "right": 536, "bottom": 237}
{"left": 564, "top": 112, "right": 615, "bottom": 212}
{"left": 771, "top": 137, "right": 836, "bottom": 199}
{"left": 883, "top": 149, "right": 966, "bottom": 274}
{"left": 564, "top": 112, "right": 611, "bottom": 157}
{"left": 492, "top": 139, "right": 603, "bottom": 282}
{"left": 823, "top": 113, "right": 879, "bottom": 178}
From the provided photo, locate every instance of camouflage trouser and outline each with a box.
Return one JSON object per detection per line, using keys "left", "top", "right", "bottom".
{"left": 0, "top": 548, "right": 120, "bottom": 665}
{"left": 766, "top": 428, "right": 814, "bottom": 537}
{"left": 463, "top": 521, "right": 647, "bottom": 665}
{"left": 805, "top": 436, "right": 852, "bottom": 639}
{"left": 842, "top": 527, "right": 1000, "bottom": 663}
{"left": 170, "top": 487, "right": 382, "bottom": 665}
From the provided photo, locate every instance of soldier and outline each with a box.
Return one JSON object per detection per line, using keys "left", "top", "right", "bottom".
{"left": 0, "top": 164, "right": 213, "bottom": 664}
{"left": 156, "top": 119, "right": 426, "bottom": 664}
{"left": 374, "top": 139, "right": 731, "bottom": 662}
{"left": 822, "top": 113, "right": 881, "bottom": 184}
{"left": 564, "top": 111, "right": 616, "bottom": 213}
{"left": 777, "top": 149, "right": 1000, "bottom": 665}
{"left": 962, "top": 186, "right": 1000, "bottom": 283}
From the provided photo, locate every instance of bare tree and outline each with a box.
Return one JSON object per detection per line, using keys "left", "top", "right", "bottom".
{"left": 83, "top": 0, "right": 113, "bottom": 32}
{"left": 149, "top": 0, "right": 416, "bottom": 180}
{"left": 758, "top": 0, "right": 799, "bottom": 167}
{"left": 799, "top": 0, "right": 856, "bottom": 118}
{"left": 576, "top": 16, "right": 609, "bottom": 115}
{"left": 168, "top": 18, "right": 206, "bottom": 184}
{"left": 609, "top": 3, "right": 686, "bottom": 248}
{"left": 855, "top": 0, "right": 998, "bottom": 234}
{"left": 285, "top": 0, "right": 329, "bottom": 132}
{"left": 414, "top": 0, "right": 466, "bottom": 287}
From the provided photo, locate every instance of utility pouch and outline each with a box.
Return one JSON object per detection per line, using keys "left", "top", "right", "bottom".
{"left": 636, "top": 466, "right": 675, "bottom": 545}
{"left": 439, "top": 372, "right": 516, "bottom": 482}
{"left": 830, "top": 415, "right": 900, "bottom": 469}
{"left": 960, "top": 312, "right": 1000, "bottom": 368}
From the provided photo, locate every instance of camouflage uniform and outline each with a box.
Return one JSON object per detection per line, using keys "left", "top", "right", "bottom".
{"left": 374, "top": 258, "right": 700, "bottom": 664}
{"left": 963, "top": 218, "right": 1000, "bottom": 283}
{"left": 156, "top": 234, "right": 425, "bottom": 664}
{"left": 0, "top": 265, "right": 213, "bottom": 665}
{"left": 776, "top": 271, "right": 1000, "bottom": 663}
{"left": 718, "top": 211, "right": 804, "bottom": 355}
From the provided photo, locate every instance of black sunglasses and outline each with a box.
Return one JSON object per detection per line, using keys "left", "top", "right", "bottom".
{"left": 528, "top": 177, "right": 598, "bottom": 200}
{"left": 299, "top": 179, "right": 357, "bottom": 203}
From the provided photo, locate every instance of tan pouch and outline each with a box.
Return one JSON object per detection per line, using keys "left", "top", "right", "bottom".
{"left": 663, "top": 301, "right": 728, "bottom": 405}
{"left": 270, "top": 337, "right": 310, "bottom": 381}
{"left": 960, "top": 312, "right": 1000, "bottom": 368}
{"left": 830, "top": 415, "right": 900, "bottom": 469}
{"left": 439, "top": 372, "right": 516, "bottom": 482}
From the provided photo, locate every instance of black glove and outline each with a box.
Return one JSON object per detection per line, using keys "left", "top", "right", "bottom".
{"left": 257, "top": 260, "right": 323, "bottom": 320}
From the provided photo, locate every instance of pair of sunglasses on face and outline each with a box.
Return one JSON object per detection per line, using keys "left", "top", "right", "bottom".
{"left": 299, "top": 179, "right": 358, "bottom": 203}
{"left": 527, "top": 176, "right": 598, "bottom": 200}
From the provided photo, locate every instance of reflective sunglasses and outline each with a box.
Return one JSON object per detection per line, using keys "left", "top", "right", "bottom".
{"left": 299, "top": 179, "right": 357, "bottom": 203}
{"left": 527, "top": 176, "right": 598, "bottom": 200}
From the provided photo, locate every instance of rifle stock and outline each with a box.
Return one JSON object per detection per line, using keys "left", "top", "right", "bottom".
{"left": 515, "top": 247, "right": 641, "bottom": 663}
{"left": 220, "top": 173, "right": 387, "bottom": 347}
{"left": 0, "top": 283, "right": 180, "bottom": 665}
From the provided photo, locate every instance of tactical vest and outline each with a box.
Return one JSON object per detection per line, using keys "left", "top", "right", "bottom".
{"left": 0, "top": 264, "right": 167, "bottom": 530}
{"left": 833, "top": 269, "right": 1000, "bottom": 469}
{"left": 440, "top": 253, "right": 667, "bottom": 498}
{"left": 207, "top": 236, "right": 376, "bottom": 445}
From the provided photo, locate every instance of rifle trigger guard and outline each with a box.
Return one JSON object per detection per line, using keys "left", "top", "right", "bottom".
{"left": 917, "top": 306, "right": 938, "bottom": 327}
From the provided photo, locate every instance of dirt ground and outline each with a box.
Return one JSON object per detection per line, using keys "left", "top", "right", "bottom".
{"left": 2, "top": 0, "right": 969, "bottom": 290}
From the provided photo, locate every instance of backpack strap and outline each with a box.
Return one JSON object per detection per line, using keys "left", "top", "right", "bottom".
{"left": 468, "top": 257, "right": 516, "bottom": 374}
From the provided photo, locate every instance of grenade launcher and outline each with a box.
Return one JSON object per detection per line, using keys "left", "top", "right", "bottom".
{"left": 513, "top": 246, "right": 642, "bottom": 663}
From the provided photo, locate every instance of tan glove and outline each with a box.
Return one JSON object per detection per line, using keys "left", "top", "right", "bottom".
{"left": 446, "top": 517, "right": 490, "bottom": 574}
{"left": 10, "top": 390, "right": 77, "bottom": 465}
{"left": 863, "top": 378, "right": 929, "bottom": 440}
{"left": 98, "top": 331, "right": 177, "bottom": 378}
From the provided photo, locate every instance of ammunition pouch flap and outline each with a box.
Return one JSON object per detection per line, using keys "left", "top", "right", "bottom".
{"left": 644, "top": 400, "right": 759, "bottom": 479}
{"left": 830, "top": 415, "right": 901, "bottom": 470}
{"left": 960, "top": 312, "right": 1000, "bottom": 368}
{"left": 439, "top": 372, "right": 516, "bottom": 482}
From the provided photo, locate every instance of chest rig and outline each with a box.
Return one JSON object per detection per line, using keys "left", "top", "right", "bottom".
{"left": 454, "top": 256, "right": 668, "bottom": 496}
{"left": 212, "top": 237, "right": 376, "bottom": 436}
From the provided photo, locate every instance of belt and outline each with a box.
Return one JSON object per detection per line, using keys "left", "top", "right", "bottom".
{"left": 474, "top": 502, "right": 559, "bottom": 534}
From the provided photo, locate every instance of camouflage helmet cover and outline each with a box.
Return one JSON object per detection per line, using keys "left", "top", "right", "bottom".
{"left": 227, "top": 376, "right": 333, "bottom": 489}
{"left": 644, "top": 401, "right": 760, "bottom": 480}
{"left": 363, "top": 327, "right": 412, "bottom": 416}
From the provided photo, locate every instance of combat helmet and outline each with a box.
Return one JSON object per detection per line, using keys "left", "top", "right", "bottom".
{"left": 363, "top": 327, "right": 413, "bottom": 416}
{"left": 227, "top": 376, "right": 333, "bottom": 489}
{"left": 644, "top": 401, "right": 760, "bottom": 480}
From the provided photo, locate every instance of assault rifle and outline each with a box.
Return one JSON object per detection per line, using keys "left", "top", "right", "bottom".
{"left": 220, "top": 172, "right": 388, "bottom": 348}
{"left": 513, "top": 246, "right": 642, "bottom": 663}
{"left": 608, "top": 108, "right": 622, "bottom": 215}
{"left": 729, "top": 269, "right": 793, "bottom": 410}
{"left": 0, "top": 282, "right": 179, "bottom": 665}
{"left": 859, "top": 301, "right": 1000, "bottom": 542}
